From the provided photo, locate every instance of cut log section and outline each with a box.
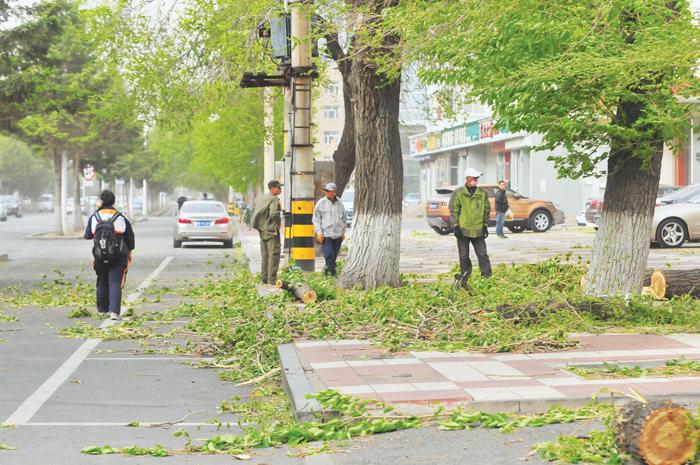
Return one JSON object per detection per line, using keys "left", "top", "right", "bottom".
{"left": 643, "top": 269, "right": 700, "bottom": 300}
{"left": 275, "top": 280, "right": 317, "bottom": 304}
{"left": 615, "top": 400, "right": 697, "bottom": 465}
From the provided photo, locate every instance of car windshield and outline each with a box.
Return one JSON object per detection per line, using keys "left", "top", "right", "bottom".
{"left": 181, "top": 202, "right": 226, "bottom": 214}
{"left": 661, "top": 184, "right": 700, "bottom": 202}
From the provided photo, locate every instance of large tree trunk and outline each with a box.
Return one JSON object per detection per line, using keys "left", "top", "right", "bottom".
{"left": 585, "top": 100, "right": 663, "bottom": 296}
{"left": 52, "top": 148, "right": 65, "bottom": 235}
{"left": 339, "top": 0, "right": 402, "bottom": 289}
{"left": 72, "top": 153, "right": 83, "bottom": 232}
{"left": 332, "top": 64, "right": 355, "bottom": 196}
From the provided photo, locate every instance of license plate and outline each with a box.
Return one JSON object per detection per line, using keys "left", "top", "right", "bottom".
{"left": 196, "top": 221, "right": 211, "bottom": 227}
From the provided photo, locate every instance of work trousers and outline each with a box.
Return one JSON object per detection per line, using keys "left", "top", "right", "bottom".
{"left": 322, "top": 237, "right": 343, "bottom": 275}
{"left": 260, "top": 234, "right": 281, "bottom": 284}
{"left": 95, "top": 263, "right": 127, "bottom": 314}
{"left": 456, "top": 236, "right": 492, "bottom": 280}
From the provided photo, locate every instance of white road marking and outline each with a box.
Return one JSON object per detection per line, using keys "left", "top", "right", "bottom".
{"left": 22, "top": 422, "right": 214, "bottom": 427}
{"left": 4, "top": 256, "right": 174, "bottom": 426}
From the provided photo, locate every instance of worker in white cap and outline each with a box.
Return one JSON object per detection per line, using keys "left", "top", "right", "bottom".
{"left": 312, "top": 182, "right": 347, "bottom": 276}
{"left": 448, "top": 167, "right": 492, "bottom": 290}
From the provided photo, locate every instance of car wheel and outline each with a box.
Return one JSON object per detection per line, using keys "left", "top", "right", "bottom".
{"left": 431, "top": 226, "right": 453, "bottom": 236}
{"left": 530, "top": 210, "right": 553, "bottom": 233}
{"left": 507, "top": 224, "right": 525, "bottom": 233}
{"left": 173, "top": 239, "right": 182, "bottom": 248}
{"left": 656, "top": 218, "right": 687, "bottom": 248}
{"left": 223, "top": 239, "right": 234, "bottom": 248}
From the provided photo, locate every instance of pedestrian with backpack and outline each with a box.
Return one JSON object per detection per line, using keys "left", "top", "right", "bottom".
{"left": 84, "top": 190, "right": 135, "bottom": 320}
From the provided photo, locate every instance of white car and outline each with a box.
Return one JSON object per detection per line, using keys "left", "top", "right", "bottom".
{"left": 37, "top": 194, "right": 54, "bottom": 213}
{"left": 342, "top": 190, "right": 354, "bottom": 227}
{"left": 173, "top": 200, "right": 234, "bottom": 248}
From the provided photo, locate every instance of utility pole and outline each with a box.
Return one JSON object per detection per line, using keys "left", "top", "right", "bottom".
{"left": 263, "top": 87, "right": 275, "bottom": 190}
{"left": 288, "top": 0, "right": 315, "bottom": 271}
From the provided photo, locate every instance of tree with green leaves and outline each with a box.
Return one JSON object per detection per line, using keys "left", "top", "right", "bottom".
{"left": 0, "top": 0, "right": 144, "bottom": 233}
{"left": 391, "top": 0, "right": 700, "bottom": 296}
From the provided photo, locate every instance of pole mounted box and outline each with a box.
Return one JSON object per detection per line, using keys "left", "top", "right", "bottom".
{"left": 270, "top": 15, "right": 291, "bottom": 64}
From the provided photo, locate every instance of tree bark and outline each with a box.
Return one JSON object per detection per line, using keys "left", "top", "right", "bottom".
{"left": 72, "top": 153, "right": 83, "bottom": 233}
{"left": 644, "top": 269, "right": 700, "bottom": 299}
{"left": 615, "top": 400, "right": 697, "bottom": 465}
{"left": 52, "top": 148, "right": 64, "bottom": 235}
{"left": 323, "top": 27, "right": 356, "bottom": 197}
{"left": 584, "top": 98, "right": 663, "bottom": 296}
{"left": 338, "top": 0, "right": 402, "bottom": 289}
{"left": 332, "top": 67, "right": 356, "bottom": 197}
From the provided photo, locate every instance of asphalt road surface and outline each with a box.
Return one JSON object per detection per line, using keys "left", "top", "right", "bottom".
{"left": 0, "top": 212, "right": 603, "bottom": 465}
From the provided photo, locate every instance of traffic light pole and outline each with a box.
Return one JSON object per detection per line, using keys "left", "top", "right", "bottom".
{"left": 288, "top": 0, "right": 315, "bottom": 272}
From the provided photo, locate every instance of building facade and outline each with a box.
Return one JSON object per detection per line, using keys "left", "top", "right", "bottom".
{"left": 409, "top": 117, "right": 606, "bottom": 215}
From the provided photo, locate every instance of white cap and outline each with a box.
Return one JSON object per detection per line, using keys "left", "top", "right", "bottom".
{"left": 464, "top": 168, "right": 483, "bottom": 178}
{"left": 323, "top": 182, "right": 337, "bottom": 191}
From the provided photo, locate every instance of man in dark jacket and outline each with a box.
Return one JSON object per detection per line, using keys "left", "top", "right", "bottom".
{"left": 495, "top": 180, "right": 509, "bottom": 239}
{"left": 449, "top": 168, "right": 492, "bottom": 289}
{"left": 84, "top": 190, "right": 135, "bottom": 320}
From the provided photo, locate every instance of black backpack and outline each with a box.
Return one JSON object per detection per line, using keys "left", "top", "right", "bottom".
{"left": 92, "top": 211, "right": 126, "bottom": 264}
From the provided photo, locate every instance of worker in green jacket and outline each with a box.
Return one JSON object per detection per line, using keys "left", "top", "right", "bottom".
{"left": 252, "top": 180, "right": 282, "bottom": 285}
{"left": 449, "top": 168, "right": 492, "bottom": 289}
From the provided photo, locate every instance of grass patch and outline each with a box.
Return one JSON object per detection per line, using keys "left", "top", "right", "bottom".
{"left": 569, "top": 358, "right": 700, "bottom": 380}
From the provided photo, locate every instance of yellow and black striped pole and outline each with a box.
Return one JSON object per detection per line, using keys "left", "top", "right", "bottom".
{"left": 288, "top": 0, "right": 315, "bottom": 272}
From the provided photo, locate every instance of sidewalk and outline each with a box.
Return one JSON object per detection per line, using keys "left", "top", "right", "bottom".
{"left": 281, "top": 333, "right": 700, "bottom": 415}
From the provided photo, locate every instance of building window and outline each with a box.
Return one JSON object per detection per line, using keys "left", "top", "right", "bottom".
{"left": 323, "top": 106, "right": 339, "bottom": 119}
{"left": 325, "top": 83, "right": 340, "bottom": 96}
{"left": 323, "top": 131, "right": 340, "bottom": 145}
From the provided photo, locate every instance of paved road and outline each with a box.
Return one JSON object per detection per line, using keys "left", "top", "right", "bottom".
{"left": 0, "top": 213, "right": 656, "bottom": 464}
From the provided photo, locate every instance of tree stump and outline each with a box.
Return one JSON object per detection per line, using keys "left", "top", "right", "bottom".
{"left": 275, "top": 280, "right": 317, "bottom": 304}
{"left": 643, "top": 269, "right": 700, "bottom": 300}
{"left": 616, "top": 400, "right": 697, "bottom": 465}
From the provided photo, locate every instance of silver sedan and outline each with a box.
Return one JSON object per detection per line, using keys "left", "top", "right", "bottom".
{"left": 651, "top": 193, "right": 700, "bottom": 248}
{"left": 173, "top": 200, "right": 234, "bottom": 248}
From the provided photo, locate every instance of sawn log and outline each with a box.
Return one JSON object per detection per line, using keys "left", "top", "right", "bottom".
{"left": 643, "top": 269, "right": 700, "bottom": 300}
{"left": 275, "top": 280, "right": 317, "bottom": 304}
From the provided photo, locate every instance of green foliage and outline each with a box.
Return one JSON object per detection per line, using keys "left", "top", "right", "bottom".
{"left": 81, "top": 444, "right": 170, "bottom": 457}
{"left": 0, "top": 444, "right": 16, "bottom": 451}
{"left": 569, "top": 358, "right": 700, "bottom": 379}
{"left": 0, "top": 270, "right": 94, "bottom": 309}
{"left": 390, "top": 0, "right": 700, "bottom": 178}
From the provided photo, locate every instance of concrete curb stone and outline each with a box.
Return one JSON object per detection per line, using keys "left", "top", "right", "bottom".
{"left": 278, "top": 343, "right": 331, "bottom": 422}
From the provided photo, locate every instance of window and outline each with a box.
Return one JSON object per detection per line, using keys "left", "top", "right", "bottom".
{"left": 323, "top": 106, "right": 339, "bottom": 119}
{"left": 323, "top": 131, "right": 340, "bottom": 145}
{"left": 325, "top": 83, "right": 340, "bottom": 96}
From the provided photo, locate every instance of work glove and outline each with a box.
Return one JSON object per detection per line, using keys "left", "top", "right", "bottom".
{"left": 316, "top": 233, "right": 324, "bottom": 244}
{"left": 482, "top": 226, "right": 489, "bottom": 238}
{"left": 454, "top": 227, "right": 463, "bottom": 238}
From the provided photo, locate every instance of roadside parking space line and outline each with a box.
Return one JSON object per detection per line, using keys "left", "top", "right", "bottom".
{"left": 4, "top": 256, "right": 173, "bottom": 426}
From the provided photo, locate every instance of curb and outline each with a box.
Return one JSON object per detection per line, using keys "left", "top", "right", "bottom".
{"left": 278, "top": 343, "right": 329, "bottom": 422}
{"left": 27, "top": 232, "right": 83, "bottom": 240}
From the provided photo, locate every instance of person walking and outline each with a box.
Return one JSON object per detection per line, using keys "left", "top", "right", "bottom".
{"left": 495, "top": 180, "right": 509, "bottom": 239}
{"left": 84, "top": 190, "right": 135, "bottom": 320}
{"left": 312, "top": 182, "right": 347, "bottom": 277}
{"left": 252, "top": 180, "right": 282, "bottom": 285}
{"left": 449, "top": 168, "right": 492, "bottom": 289}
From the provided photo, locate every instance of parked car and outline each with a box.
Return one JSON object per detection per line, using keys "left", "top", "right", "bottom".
{"left": 425, "top": 185, "right": 564, "bottom": 235}
{"left": 342, "top": 190, "right": 354, "bottom": 227}
{"left": 657, "top": 183, "right": 700, "bottom": 206}
{"left": 173, "top": 200, "right": 234, "bottom": 248}
{"left": 585, "top": 184, "right": 682, "bottom": 224}
{"left": 0, "top": 195, "right": 22, "bottom": 217}
{"left": 0, "top": 204, "right": 7, "bottom": 222}
{"left": 651, "top": 191, "right": 700, "bottom": 248}
{"left": 37, "top": 194, "right": 55, "bottom": 213}
{"left": 403, "top": 192, "right": 421, "bottom": 207}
